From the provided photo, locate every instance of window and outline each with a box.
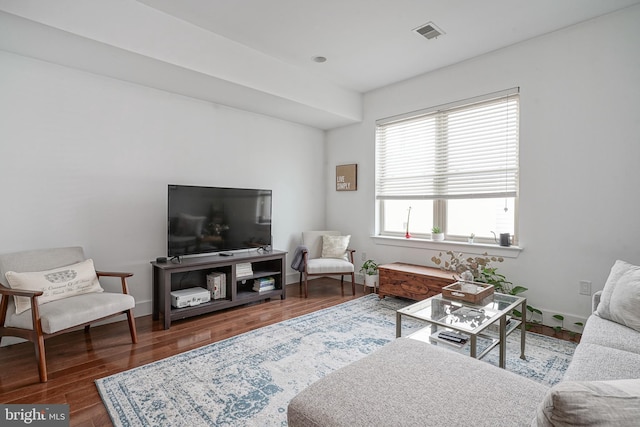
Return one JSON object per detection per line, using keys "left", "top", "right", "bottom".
{"left": 375, "top": 88, "right": 519, "bottom": 244}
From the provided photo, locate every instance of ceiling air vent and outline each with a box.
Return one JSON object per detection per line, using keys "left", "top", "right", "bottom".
{"left": 413, "top": 21, "right": 445, "bottom": 40}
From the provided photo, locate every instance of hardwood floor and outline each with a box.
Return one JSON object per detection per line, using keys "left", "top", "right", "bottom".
{"left": 0, "top": 279, "right": 369, "bottom": 426}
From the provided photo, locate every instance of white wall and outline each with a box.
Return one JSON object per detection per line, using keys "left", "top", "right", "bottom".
{"left": 326, "top": 6, "right": 640, "bottom": 326}
{"left": 0, "top": 51, "right": 327, "bottom": 316}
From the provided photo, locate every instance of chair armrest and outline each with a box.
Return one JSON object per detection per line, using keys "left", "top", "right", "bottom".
{"left": 0, "top": 283, "right": 44, "bottom": 298}
{"left": 95, "top": 271, "right": 134, "bottom": 295}
{"left": 0, "top": 283, "right": 44, "bottom": 331}
{"left": 347, "top": 248, "right": 355, "bottom": 263}
{"left": 96, "top": 271, "right": 133, "bottom": 278}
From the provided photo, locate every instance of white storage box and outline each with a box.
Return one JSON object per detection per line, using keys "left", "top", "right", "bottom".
{"left": 171, "top": 287, "right": 211, "bottom": 308}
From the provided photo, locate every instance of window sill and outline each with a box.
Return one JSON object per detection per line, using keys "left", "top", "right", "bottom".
{"left": 371, "top": 235, "right": 522, "bottom": 259}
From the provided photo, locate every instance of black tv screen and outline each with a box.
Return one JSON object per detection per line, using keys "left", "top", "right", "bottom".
{"left": 168, "top": 185, "right": 272, "bottom": 257}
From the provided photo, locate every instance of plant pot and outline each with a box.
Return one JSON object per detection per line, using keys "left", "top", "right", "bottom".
{"left": 432, "top": 233, "right": 445, "bottom": 241}
{"left": 364, "top": 274, "right": 379, "bottom": 288}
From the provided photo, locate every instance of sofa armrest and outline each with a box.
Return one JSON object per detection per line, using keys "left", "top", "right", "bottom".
{"left": 592, "top": 290, "right": 603, "bottom": 312}
{"left": 95, "top": 271, "right": 134, "bottom": 295}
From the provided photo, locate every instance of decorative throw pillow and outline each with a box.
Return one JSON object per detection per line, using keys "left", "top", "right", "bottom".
{"left": 321, "top": 235, "right": 350, "bottom": 260}
{"left": 534, "top": 379, "right": 640, "bottom": 426}
{"left": 596, "top": 260, "right": 640, "bottom": 332}
{"left": 5, "top": 258, "right": 104, "bottom": 315}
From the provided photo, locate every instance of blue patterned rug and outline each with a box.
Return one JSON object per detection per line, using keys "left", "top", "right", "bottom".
{"left": 96, "top": 294, "right": 576, "bottom": 426}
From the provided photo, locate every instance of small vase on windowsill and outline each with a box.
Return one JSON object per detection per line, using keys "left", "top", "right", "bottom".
{"left": 431, "top": 226, "right": 444, "bottom": 242}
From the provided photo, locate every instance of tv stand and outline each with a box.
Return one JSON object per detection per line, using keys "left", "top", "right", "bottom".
{"left": 151, "top": 250, "right": 287, "bottom": 329}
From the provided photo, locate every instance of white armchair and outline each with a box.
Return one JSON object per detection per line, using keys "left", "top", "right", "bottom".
{"left": 300, "top": 231, "right": 355, "bottom": 298}
{"left": 0, "top": 247, "right": 137, "bottom": 382}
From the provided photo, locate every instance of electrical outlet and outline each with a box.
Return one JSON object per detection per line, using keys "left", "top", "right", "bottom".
{"left": 579, "top": 280, "right": 592, "bottom": 296}
{"left": 361, "top": 252, "right": 367, "bottom": 261}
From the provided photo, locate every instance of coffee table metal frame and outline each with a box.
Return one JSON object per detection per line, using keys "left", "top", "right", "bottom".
{"left": 396, "top": 292, "right": 527, "bottom": 368}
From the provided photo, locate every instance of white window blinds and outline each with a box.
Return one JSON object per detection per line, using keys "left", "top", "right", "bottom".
{"left": 376, "top": 89, "right": 519, "bottom": 200}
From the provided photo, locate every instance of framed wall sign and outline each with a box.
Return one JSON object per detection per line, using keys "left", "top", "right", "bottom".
{"left": 336, "top": 164, "right": 357, "bottom": 191}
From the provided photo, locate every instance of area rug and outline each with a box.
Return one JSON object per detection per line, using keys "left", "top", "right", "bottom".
{"left": 96, "top": 294, "right": 576, "bottom": 426}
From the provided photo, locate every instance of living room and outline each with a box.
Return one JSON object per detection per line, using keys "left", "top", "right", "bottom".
{"left": 1, "top": 0, "right": 640, "bottom": 425}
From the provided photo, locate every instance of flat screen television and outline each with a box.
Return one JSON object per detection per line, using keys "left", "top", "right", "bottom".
{"left": 168, "top": 185, "right": 272, "bottom": 258}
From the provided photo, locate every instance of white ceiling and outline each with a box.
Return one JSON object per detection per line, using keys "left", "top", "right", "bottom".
{"left": 137, "top": 0, "right": 640, "bottom": 92}
{"left": 1, "top": 0, "right": 639, "bottom": 129}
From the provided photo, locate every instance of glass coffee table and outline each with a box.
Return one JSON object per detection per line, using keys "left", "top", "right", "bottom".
{"left": 396, "top": 292, "right": 526, "bottom": 368}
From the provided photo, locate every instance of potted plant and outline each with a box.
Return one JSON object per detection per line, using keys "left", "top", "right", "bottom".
{"left": 431, "top": 226, "right": 444, "bottom": 241}
{"left": 359, "top": 259, "right": 379, "bottom": 289}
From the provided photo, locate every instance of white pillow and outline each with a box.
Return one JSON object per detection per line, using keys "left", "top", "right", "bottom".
{"left": 596, "top": 260, "right": 640, "bottom": 332}
{"left": 534, "top": 379, "right": 640, "bottom": 426}
{"left": 321, "top": 235, "right": 350, "bottom": 260}
{"left": 5, "top": 259, "right": 104, "bottom": 315}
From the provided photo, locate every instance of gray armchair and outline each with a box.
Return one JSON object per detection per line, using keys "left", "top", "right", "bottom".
{"left": 300, "top": 231, "right": 355, "bottom": 298}
{"left": 0, "top": 247, "right": 137, "bottom": 382}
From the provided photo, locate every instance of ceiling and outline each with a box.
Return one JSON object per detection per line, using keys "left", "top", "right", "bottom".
{"left": 137, "top": 0, "right": 640, "bottom": 93}
{"left": 1, "top": 0, "right": 639, "bottom": 129}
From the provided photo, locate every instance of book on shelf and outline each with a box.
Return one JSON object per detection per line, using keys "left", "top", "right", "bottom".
{"left": 252, "top": 277, "right": 275, "bottom": 292}
{"left": 206, "top": 271, "right": 226, "bottom": 299}
{"left": 252, "top": 285, "right": 275, "bottom": 293}
{"left": 236, "top": 262, "right": 253, "bottom": 278}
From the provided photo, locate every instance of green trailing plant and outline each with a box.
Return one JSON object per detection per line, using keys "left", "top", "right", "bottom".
{"left": 359, "top": 259, "right": 379, "bottom": 276}
{"left": 431, "top": 251, "right": 526, "bottom": 295}
{"left": 551, "top": 314, "right": 584, "bottom": 339}
{"left": 525, "top": 306, "right": 543, "bottom": 328}
{"left": 430, "top": 251, "right": 579, "bottom": 336}
{"left": 431, "top": 250, "right": 539, "bottom": 325}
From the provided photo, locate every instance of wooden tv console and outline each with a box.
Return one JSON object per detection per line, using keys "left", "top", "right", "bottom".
{"left": 378, "top": 262, "right": 455, "bottom": 300}
{"left": 151, "top": 250, "right": 286, "bottom": 329}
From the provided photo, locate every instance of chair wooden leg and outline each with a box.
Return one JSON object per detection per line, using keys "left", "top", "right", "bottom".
{"left": 351, "top": 272, "right": 356, "bottom": 296}
{"left": 84, "top": 325, "right": 91, "bottom": 333}
{"left": 304, "top": 273, "right": 309, "bottom": 298}
{"left": 340, "top": 275, "right": 345, "bottom": 296}
{"left": 127, "top": 309, "right": 138, "bottom": 344}
{"left": 35, "top": 335, "right": 47, "bottom": 382}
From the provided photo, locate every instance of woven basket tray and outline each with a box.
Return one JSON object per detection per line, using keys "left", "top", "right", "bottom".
{"left": 442, "top": 281, "right": 494, "bottom": 304}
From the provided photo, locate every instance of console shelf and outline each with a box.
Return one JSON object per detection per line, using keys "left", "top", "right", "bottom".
{"left": 151, "top": 250, "right": 287, "bottom": 329}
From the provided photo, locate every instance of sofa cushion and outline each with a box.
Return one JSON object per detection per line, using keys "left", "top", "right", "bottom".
{"left": 5, "top": 259, "right": 104, "bottom": 314}
{"left": 321, "top": 234, "right": 350, "bottom": 260}
{"left": 5, "top": 292, "right": 135, "bottom": 334}
{"left": 306, "top": 258, "right": 354, "bottom": 275}
{"left": 534, "top": 379, "right": 640, "bottom": 426}
{"left": 580, "top": 314, "right": 640, "bottom": 355}
{"left": 596, "top": 260, "right": 640, "bottom": 332}
{"left": 563, "top": 342, "right": 640, "bottom": 382}
{"left": 288, "top": 338, "right": 548, "bottom": 427}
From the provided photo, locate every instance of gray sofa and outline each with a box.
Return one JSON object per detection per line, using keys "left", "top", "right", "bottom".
{"left": 288, "top": 291, "right": 640, "bottom": 426}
